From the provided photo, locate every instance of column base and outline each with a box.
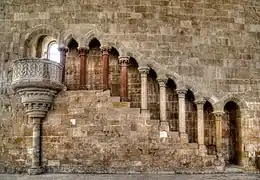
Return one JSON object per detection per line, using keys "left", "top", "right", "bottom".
{"left": 198, "top": 144, "right": 207, "bottom": 156}
{"left": 179, "top": 132, "right": 188, "bottom": 144}
{"left": 28, "top": 167, "right": 43, "bottom": 175}
{"left": 160, "top": 121, "right": 169, "bottom": 132}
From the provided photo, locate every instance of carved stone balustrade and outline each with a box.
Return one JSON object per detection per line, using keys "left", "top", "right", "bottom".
{"left": 11, "top": 58, "right": 63, "bottom": 175}
{"left": 12, "top": 58, "right": 63, "bottom": 92}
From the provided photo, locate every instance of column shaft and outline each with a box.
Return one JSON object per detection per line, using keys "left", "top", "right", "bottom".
{"left": 177, "top": 89, "right": 187, "bottom": 135}
{"left": 138, "top": 67, "right": 150, "bottom": 110}
{"left": 32, "top": 117, "right": 41, "bottom": 168}
{"left": 214, "top": 112, "right": 223, "bottom": 153}
{"left": 119, "top": 57, "right": 130, "bottom": 101}
{"left": 101, "top": 46, "right": 111, "bottom": 90}
{"left": 78, "top": 47, "right": 88, "bottom": 89}
{"left": 196, "top": 100, "right": 206, "bottom": 146}
{"left": 158, "top": 78, "right": 168, "bottom": 131}
{"left": 58, "top": 47, "right": 68, "bottom": 83}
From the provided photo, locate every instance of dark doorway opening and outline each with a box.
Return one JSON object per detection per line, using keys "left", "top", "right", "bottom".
{"left": 223, "top": 101, "right": 241, "bottom": 165}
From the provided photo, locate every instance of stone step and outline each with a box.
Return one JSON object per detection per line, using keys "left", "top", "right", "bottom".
{"left": 109, "top": 96, "right": 121, "bottom": 102}
{"left": 224, "top": 165, "right": 244, "bottom": 173}
{"left": 146, "top": 119, "right": 160, "bottom": 126}
{"left": 168, "top": 131, "right": 180, "bottom": 140}
{"left": 112, "top": 102, "right": 130, "bottom": 108}
{"left": 118, "top": 107, "right": 140, "bottom": 114}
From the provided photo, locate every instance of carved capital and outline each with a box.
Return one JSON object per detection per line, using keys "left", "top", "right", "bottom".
{"left": 17, "top": 88, "right": 56, "bottom": 118}
{"left": 157, "top": 78, "right": 168, "bottom": 87}
{"left": 100, "top": 46, "right": 111, "bottom": 55}
{"left": 195, "top": 99, "right": 206, "bottom": 109}
{"left": 78, "top": 47, "right": 89, "bottom": 56}
{"left": 119, "top": 56, "right": 130, "bottom": 66}
{"left": 176, "top": 89, "right": 187, "bottom": 98}
{"left": 213, "top": 111, "right": 224, "bottom": 120}
{"left": 138, "top": 66, "right": 150, "bottom": 75}
{"left": 58, "top": 46, "right": 68, "bottom": 53}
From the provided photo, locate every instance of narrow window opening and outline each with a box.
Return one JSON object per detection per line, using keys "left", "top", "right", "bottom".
{"left": 47, "top": 42, "right": 60, "bottom": 63}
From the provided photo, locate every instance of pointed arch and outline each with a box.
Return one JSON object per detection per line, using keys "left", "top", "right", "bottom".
{"left": 60, "top": 29, "right": 82, "bottom": 47}
{"left": 64, "top": 34, "right": 80, "bottom": 48}
{"left": 82, "top": 29, "right": 104, "bottom": 48}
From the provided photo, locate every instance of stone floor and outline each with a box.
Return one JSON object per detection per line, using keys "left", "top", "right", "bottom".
{"left": 0, "top": 174, "right": 259, "bottom": 180}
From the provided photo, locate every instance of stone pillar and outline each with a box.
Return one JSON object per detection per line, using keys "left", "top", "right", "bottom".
{"left": 31, "top": 117, "right": 41, "bottom": 168}
{"left": 177, "top": 89, "right": 188, "bottom": 142}
{"left": 119, "top": 57, "right": 130, "bottom": 101}
{"left": 58, "top": 46, "right": 68, "bottom": 83}
{"left": 101, "top": 46, "right": 111, "bottom": 90}
{"left": 214, "top": 111, "right": 224, "bottom": 153}
{"left": 138, "top": 66, "right": 150, "bottom": 110}
{"left": 195, "top": 99, "right": 207, "bottom": 153}
{"left": 28, "top": 113, "right": 45, "bottom": 175}
{"left": 78, "top": 47, "right": 89, "bottom": 89}
{"left": 157, "top": 78, "right": 169, "bottom": 131}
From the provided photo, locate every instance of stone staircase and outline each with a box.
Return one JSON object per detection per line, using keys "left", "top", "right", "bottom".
{"left": 45, "top": 89, "right": 219, "bottom": 173}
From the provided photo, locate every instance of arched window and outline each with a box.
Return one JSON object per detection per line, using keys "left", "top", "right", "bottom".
{"left": 47, "top": 42, "right": 60, "bottom": 63}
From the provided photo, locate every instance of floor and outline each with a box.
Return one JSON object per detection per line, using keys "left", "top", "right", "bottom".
{"left": 0, "top": 174, "right": 259, "bottom": 180}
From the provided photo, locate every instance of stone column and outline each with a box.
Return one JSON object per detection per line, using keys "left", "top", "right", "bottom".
{"left": 31, "top": 117, "right": 41, "bottom": 168}
{"left": 101, "top": 46, "right": 111, "bottom": 90}
{"left": 195, "top": 99, "right": 207, "bottom": 152}
{"left": 58, "top": 46, "right": 68, "bottom": 83}
{"left": 138, "top": 66, "right": 150, "bottom": 110}
{"left": 214, "top": 111, "right": 224, "bottom": 153}
{"left": 157, "top": 78, "right": 169, "bottom": 131}
{"left": 177, "top": 89, "right": 188, "bottom": 142}
{"left": 119, "top": 57, "right": 130, "bottom": 101}
{"left": 28, "top": 112, "right": 45, "bottom": 175}
{"left": 78, "top": 47, "right": 89, "bottom": 89}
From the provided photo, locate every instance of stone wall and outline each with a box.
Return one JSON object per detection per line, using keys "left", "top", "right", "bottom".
{"left": 0, "top": 0, "right": 260, "bottom": 173}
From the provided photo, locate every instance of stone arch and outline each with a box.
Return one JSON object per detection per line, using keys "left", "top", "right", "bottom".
{"left": 82, "top": 29, "right": 104, "bottom": 48}
{"left": 64, "top": 34, "right": 81, "bottom": 48}
{"left": 59, "top": 29, "right": 82, "bottom": 47}
{"left": 223, "top": 101, "right": 242, "bottom": 165}
{"left": 213, "top": 94, "right": 248, "bottom": 112}
{"left": 21, "top": 24, "right": 59, "bottom": 57}
{"left": 204, "top": 101, "right": 216, "bottom": 155}
{"left": 185, "top": 85, "right": 205, "bottom": 102}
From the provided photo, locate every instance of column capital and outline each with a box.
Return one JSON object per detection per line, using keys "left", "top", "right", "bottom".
{"left": 213, "top": 111, "right": 224, "bottom": 120}
{"left": 119, "top": 56, "right": 130, "bottom": 66}
{"left": 195, "top": 99, "right": 206, "bottom": 109}
{"left": 157, "top": 78, "right": 168, "bottom": 87}
{"left": 138, "top": 66, "right": 150, "bottom": 74}
{"left": 78, "top": 47, "right": 89, "bottom": 52}
{"left": 101, "top": 46, "right": 112, "bottom": 55}
{"left": 78, "top": 47, "right": 89, "bottom": 55}
{"left": 58, "top": 46, "right": 68, "bottom": 53}
{"left": 176, "top": 89, "right": 187, "bottom": 97}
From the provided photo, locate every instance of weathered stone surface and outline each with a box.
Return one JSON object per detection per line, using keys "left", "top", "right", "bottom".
{"left": 0, "top": 0, "right": 260, "bottom": 174}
